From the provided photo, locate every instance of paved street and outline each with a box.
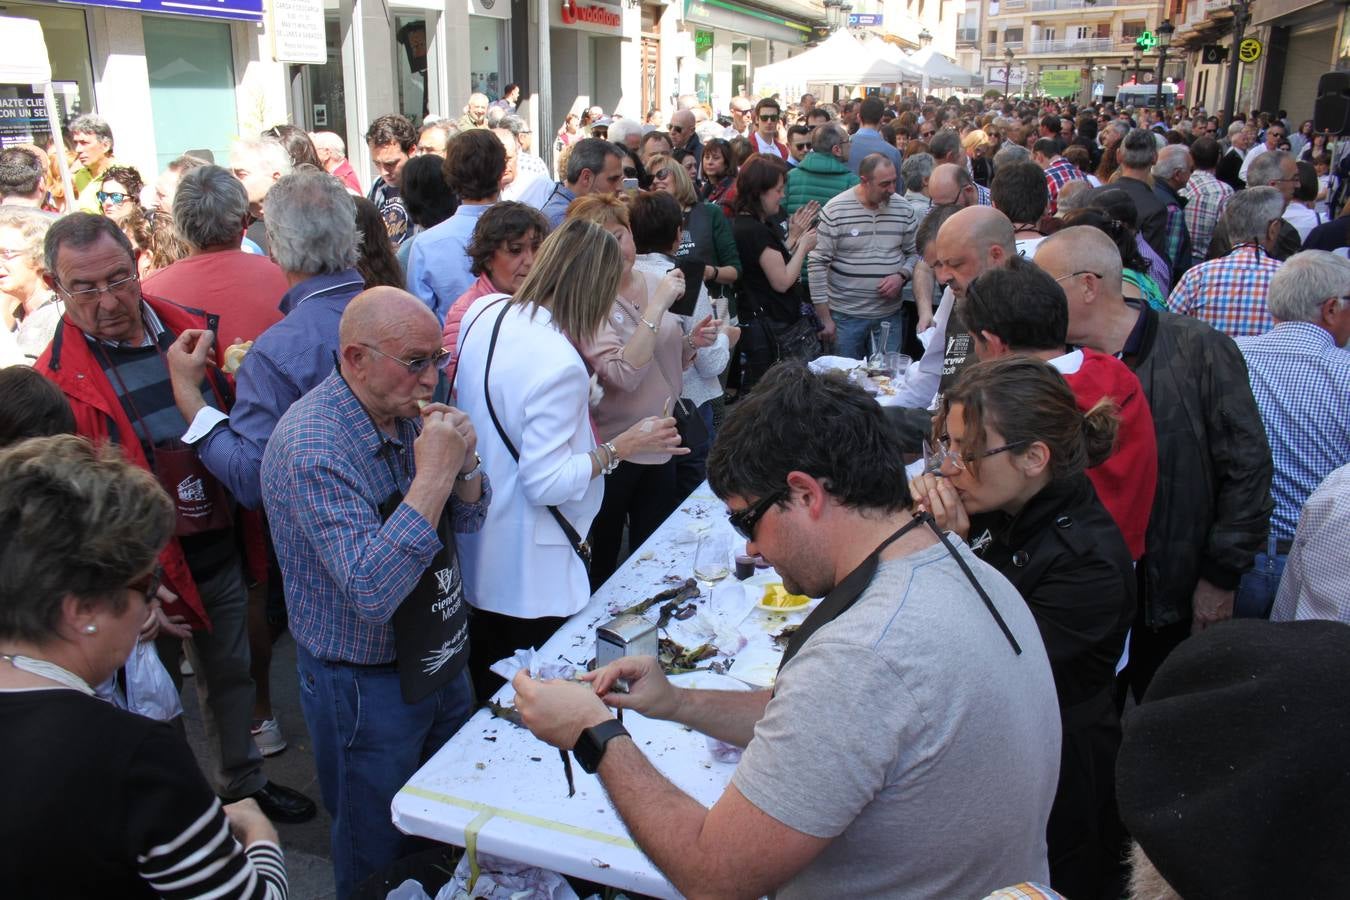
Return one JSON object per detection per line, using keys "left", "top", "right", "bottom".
{"left": 181, "top": 633, "right": 335, "bottom": 899}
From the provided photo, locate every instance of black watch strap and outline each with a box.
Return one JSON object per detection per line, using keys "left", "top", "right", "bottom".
{"left": 574, "top": 719, "right": 630, "bottom": 774}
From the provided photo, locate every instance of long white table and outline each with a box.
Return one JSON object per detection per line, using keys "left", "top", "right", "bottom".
{"left": 391, "top": 488, "right": 814, "bottom": 898}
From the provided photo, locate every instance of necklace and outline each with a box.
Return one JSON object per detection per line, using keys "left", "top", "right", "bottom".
{"left": 0, "top": 654, "right": 94, "bottom": 695}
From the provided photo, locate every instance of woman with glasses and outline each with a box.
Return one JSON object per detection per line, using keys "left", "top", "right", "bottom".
{"left": 453, "top": 220, "right": 684, "bottom": 697}
{"left": 0, "top": 205, "right": 59, "bottom": 366}
{"left": 98, "top": 164, "right": 144, "bottom": 218}
{"left": 0, "top": 435, "right": 289, "bottom": 898}
{"left": 909, "top": 356, "right": 1134, "bottom": 900}
{"left": 646, "top": 153, "right": 742, "bottom": 303}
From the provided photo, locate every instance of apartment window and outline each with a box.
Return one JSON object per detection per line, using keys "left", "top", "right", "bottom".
{"left": 1043, "top": 27, "right": 1056, "bottom": 41}
{"left": 1097, "top": 23, "right": 1111, "bottom": 38}
{"left": 1005, "top": 27, "right": 1024, "bottom": 42}
{"left": 1072, "top": 25, "right": 1090, "bottom": 40}
{"left": 1122, "top": 21, "right": 1146, "bottom": 38}
{"left": 989, "top": 29, "right": 998, "bottom": 46}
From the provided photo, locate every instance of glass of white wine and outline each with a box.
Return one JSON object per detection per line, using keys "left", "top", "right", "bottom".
{"left": 694, "top": 533, "right": 732, "bottom": 589}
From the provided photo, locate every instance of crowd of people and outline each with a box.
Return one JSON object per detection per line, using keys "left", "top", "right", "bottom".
{"left": 0, "top": 85, "right": 1347, "bottom": 900}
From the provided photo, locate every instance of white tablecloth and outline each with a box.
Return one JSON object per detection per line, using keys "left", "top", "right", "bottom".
{"left": 392, "top": 488, "right": 815, "bottom": 898}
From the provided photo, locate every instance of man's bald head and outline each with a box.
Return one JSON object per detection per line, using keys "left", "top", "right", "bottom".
{"left": 932, "top": 207, "right": 1016, "bottom": 299}
{"left": 1034, "top": 226, "right": 1125, "bottom": 346}
{"left": 339, "top": 287, "right": 440, "bottom": 351}
{"left": 927, "top": 163, "right": 977, "bottom": 208}
{"left": 670, "top": 109, "right": 696, "bottom": 147}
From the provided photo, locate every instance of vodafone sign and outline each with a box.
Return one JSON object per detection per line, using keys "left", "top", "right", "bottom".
{"left": 556, "top": 0, "right": 621, "bottom": 31}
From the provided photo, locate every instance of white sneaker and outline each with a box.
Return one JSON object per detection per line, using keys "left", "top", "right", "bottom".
{"left": 251, "top": 718, "right": 287, "bottom": 756}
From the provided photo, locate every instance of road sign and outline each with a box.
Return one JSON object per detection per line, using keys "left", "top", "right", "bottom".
{"left": 1238, "top": 38, "right": 1263, "bottom": 63}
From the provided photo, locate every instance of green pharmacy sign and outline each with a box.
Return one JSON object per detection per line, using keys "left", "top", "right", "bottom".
{"left": 1136, "top": 32, "right": 1158, "bottom": 51}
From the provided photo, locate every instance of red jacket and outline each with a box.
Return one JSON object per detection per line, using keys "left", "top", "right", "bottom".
{"left": 1062, "top": 348, "right": 1158, "bottom": 561}
{"left": 35, "top": 297, "right": 232, "bottom": 632}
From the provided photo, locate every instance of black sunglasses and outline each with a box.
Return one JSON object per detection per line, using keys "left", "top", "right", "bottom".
{"left": 759, "top": 113, "right": 780, "bottom": 122}
{"left": 728, "top": 489, "right": 786, "bottom": 541}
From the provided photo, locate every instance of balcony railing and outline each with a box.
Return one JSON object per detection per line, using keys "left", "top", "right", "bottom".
{"left": 1030, "top": 0, "right": 1116, "bottom": 10}
{"left": 1028, "top": 36, "right": 1115, "bottom": 53}
{"left": 957, "top": 27, "right": 980, "bottom": 43}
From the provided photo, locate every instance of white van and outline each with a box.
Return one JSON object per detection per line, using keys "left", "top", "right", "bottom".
{"left": 1115, "top": 83, "right": 1178, "bottom": 110}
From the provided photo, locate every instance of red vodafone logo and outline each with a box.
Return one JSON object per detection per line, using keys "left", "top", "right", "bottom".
{"left": 560, "top": 0, "right": 621, "bottom": 27}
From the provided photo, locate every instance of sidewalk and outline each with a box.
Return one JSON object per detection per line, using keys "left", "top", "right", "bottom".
{"left": 180, "top": 632, "right": 335, "bottom": 899}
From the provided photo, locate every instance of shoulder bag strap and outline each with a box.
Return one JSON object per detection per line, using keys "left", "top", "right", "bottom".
{"left": 476, "top": 301, "right": 592, "bottom": 567}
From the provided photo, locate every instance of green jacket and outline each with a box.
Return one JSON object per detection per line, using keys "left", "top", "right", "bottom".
{"left": 784, "top": 152, "right": 859, "bottom": 215}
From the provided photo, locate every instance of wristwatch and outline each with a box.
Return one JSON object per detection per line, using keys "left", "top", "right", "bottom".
{"left": 458, "top": 452, "right": 483, "bottom": 481}
{"left": 573, "top": 719, "right": 629, "bottom": 774}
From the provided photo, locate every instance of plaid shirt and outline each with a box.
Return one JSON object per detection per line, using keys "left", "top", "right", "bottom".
{"left": 1155, "top": 181, "right": 1192, "bottom": 286}
{"left": 1179, "top": 170, "right": 1233, "bottom": 265}
{"left": 1235, "top": 322, "right": 1350, "bottom": 541}
{"left": 1043, "top": 156, "right": 1086, "bottom": 214}
{"left": 1166, "top": 244, "right": 1280, "bottom": 337}
{"left": 261, "top": 371, "right": 491, "bottom": 664}
{"left": 1270, "top": 463, "right": 1350, "bottom": 623}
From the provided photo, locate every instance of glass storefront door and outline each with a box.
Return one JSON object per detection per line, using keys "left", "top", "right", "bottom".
{"left": 469, "top": 15, "right": 508, "bottom": 102}
{"left": 143, "top": 16, "right": 238, "bottom": 172}
{"left": 0, "top": 3, "right": 95, "bottom": 122}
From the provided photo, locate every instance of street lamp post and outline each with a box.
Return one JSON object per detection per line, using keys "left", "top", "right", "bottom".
{"left": 1222, "top": 0, "right": 1251, "bottom": 125}
{"left": 1154, "top": 20, "right": 1174, "bottom": 115}
{"left": 1132, "top": 45, "right": 1143, "bottom": 85}
{"left": 1120, "top": 57, "right": 1130, "bottom": 92}
{"left": 1004, "top": 47, "right": 1015, "bottom": 99}
{"left": 823, "top": 0, "right": 841, "bottom": 31}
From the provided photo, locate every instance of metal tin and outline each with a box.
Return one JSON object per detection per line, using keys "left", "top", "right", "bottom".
{"left": 596, "top": 613, "right": 659, "bottom": 668}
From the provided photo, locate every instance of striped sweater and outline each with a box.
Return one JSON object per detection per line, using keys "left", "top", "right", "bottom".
{"left": 808, "top": 189, "right": 920, "bottom": 318}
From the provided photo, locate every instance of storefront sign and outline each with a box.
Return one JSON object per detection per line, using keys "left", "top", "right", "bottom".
{"left": 56, "top": 0, "right": 265, "bottom": 22}
{"left": 559, "top": 0, "right": 621, "bottom": 28}
{"left": 0, "top": 83, "right": 76, "bottom": 147}
{"left": 1238, "top": 37, "right": 1263, "bottom": 63}
{"left": 1040, "top": 69, "right": 1081, "bottom": 96}
{"left": 684, "top": 0, "right": 811, "bottom": 45}
{"left": 470, "top": 0, "right": 511, "bottom": 21}
{"left": 847, "top": 13, "right": 882, "bottom": 26}
{"left": 270, "top": 0, "right": 325, "bottom": 65}
{"left": 695, "top": 29, "right": 714, "bottom": 53}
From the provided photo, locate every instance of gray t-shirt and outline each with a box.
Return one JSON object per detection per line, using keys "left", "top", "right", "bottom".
{"left": 732, "top": 542, "right": 1061, "bottom": 898}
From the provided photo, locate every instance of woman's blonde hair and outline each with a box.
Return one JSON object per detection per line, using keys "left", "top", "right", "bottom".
{"left": 513, "top": 218, "right": 622, "bottom": 342}
{"left": 565, "top": 192, "right": 630, "bottom": 230}
{"left": 0, "top": 205, "right": 56, "bottom": 270}
{"left": 646, "top": 152, "right": 697, "bottom": 208}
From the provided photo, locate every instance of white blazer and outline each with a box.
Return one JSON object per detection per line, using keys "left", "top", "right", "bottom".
{"left": 454, "top": 294, "right": 603, "bottom": 619}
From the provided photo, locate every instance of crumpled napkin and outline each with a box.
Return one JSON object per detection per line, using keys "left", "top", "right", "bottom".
{"left": 490, "top": 648, "right": 579, "bottom": 683}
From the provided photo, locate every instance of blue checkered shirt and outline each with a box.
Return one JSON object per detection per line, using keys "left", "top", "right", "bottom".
{"left": 1235, "top": 322, "right": 1350, "bottom": 541}
{"left": 261, "top": 370, "right": 491, "bottom": 664}
{"left": 1167, "top": 244, "right": 1281, "bottom": 337}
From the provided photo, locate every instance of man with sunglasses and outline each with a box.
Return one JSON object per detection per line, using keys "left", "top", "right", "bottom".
{"left": 750, "top": 97, "right": 789, "bottom": 160}
{"left": 35, "top": 211, "right": 318, "bottom": 827}
{"left": 510, "top": 364, "right": 1060, "bottom": 899}
{"left": 668, "top": 109, "right": 703, "bottom": 169}
{"left": 785, "top": 124, "right": 812, "bottom": 167}
{"left": 263, "top": 287, "right": 488, "bottom": 898}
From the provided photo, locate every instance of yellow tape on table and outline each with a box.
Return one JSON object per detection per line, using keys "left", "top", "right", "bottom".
{"left": 399, "top": 784, "right": 639, "bottom": 851}
{"left": 464, "top": 808, "right": 492, "bottom": 889}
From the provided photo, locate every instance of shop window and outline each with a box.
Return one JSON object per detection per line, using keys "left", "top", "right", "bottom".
{"left": 468, "top": 15, "right": 509, "bottom": 103}
{"left": 0, "top": 3, "right": 95, "bottom": 128}
{"left": 143, "top": 16, "right": 237, "bottom": 173}
{"left": 307, "top": 18, "right": 347, "bottom": 139}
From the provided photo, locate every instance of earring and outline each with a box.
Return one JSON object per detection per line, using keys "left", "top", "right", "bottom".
{"left": 83, "top": 624, "right": 98, "bottom": 634}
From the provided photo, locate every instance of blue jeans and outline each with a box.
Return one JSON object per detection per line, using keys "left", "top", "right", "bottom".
{"left": 832, "top": 308, "right": 908, "bottom": 360}
{"left": 1234, "top": 536, "right": 1288, "bottom": 620}
{"left": 296, "top": 644, "right": 475, "bottom": 899}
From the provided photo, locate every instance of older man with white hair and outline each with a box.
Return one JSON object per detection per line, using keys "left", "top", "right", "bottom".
{"left": 607, "top": 117, "right": 643, "bottom": 153}
{"left": 457, "top": 93, "right": 490, "bottom": 131}
{"left": 1168, "top": 186, "right": 1284, "bottom": 337}
{"left": 228, "top": 137, "right": 293, "bottom": 254}
{"left": 1232, "top": 251, "right": 1350, "bottom": 616}
{"left": 1151, "top": 144, "right": 1194, "bottom": 287}
{"left": 310, "top": 130, "right": 361, "bottom": 193}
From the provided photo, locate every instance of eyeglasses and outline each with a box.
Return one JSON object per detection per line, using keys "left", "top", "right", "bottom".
{"left": 924, "top": 436, "right": 1028, "bottom": 473}
{"left": 669, "top": 125, "right": 684, "bottom": 134}
{"left": 362, "top": 344, "right": 453, "bottom": 375}
{"left": 727, "top": 489, "right": 787, "bottom": 541}
{"left": 759, "top": 114, "right": 780, "bottom": 122}
{"left": 56, "top": 273, "right": 140, "bottom": 304}
{"left": 97, "top": 191, "right": 130, "bottom": 206}
{"left": 127, "top": 567, "right": 163, "bottom": 601}
{"left": 792, "top": 142, "right": 811, "bottom": 150}
{"left": 652, "top": 169, "right": 672, "bottom": 181}
{"left": 1053, "top": 270, "right": 1101, "bottom": 284}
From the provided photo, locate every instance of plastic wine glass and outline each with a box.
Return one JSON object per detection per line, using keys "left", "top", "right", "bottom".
{"left": 694, "top": 533, "right": 732, "bottom": 588}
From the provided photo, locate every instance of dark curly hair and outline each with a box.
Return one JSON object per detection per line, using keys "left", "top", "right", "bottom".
{"left": 467, "top": 201, "right": 548, "bottom": 277}
{"left": 365, "top": 114, "right": 418, "bottom": 153}
{"left": 708, "top": 362, "right": 912, "bottom": 513}
{"left": 100, "top": 165, "right": 144, "bottom": 205}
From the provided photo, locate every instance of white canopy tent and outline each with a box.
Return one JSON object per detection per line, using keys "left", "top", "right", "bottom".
{"left": 904, "top": 45, "right": 983, "bottom": 93}
{"left": 753, "top": 30, "right": 921, "bottom": 97}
